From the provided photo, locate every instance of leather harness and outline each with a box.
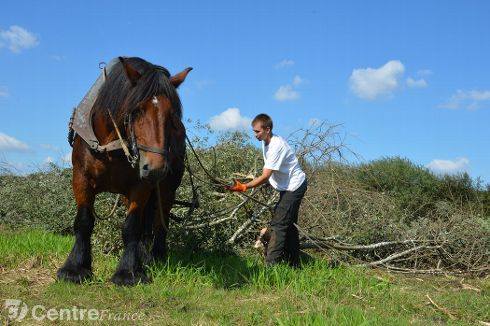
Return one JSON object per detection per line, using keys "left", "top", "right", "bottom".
{"left": 69, "top": 58, "right": 125, "bottom": 153}
{"left": 67, "top": 58, "right": 200, "bottom": 217}
{"left": 68, "top": 57, "right": 170, "bottom": 167}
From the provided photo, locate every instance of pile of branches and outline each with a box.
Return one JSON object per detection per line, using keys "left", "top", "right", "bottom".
{"left": 169, "top": 121, "right": 489, "bottom": 275}
{"left": 1, "top": 120, "right": 488, "bottom": 275}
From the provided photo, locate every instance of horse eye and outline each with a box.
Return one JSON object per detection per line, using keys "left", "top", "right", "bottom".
{"left": 133, "top": 108, "right": 144, "bottom": 117}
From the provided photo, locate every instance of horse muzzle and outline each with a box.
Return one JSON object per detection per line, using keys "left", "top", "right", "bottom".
{"left": 138, "top": 152, "right": 170, "bottom": 181}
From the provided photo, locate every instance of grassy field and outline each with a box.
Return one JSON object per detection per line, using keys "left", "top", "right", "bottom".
{"left": 0, "top": 229, "right": 488, "bottom": 325}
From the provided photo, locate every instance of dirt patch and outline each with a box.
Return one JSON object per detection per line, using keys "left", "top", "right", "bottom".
{"left": 0, "top": 255, "right": 57, "bottom": 294}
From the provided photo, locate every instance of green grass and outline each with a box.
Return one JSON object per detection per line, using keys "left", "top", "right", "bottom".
{"left": 0, "top": 229, "right": 488, "bottom": 325}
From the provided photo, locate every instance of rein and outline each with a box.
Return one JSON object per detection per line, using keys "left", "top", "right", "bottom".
{"left": 106, "top": 96, "right": 170, "bottom": 168}
{"left": 107, "top": 109, "right": 137, "bottom": 167}
{"left": 183, "top": 134, "right": 273, "bottom": 209}
{"left": 104, "top": 98, "right": 200, "bottom": 223}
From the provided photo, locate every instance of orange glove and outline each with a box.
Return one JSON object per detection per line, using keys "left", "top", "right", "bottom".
{"left": 225, "top": 180, "right": 248, "bottom": 192}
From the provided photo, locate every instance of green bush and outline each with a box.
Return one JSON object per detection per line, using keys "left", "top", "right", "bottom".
{"left": 354, "top": 157, "right": 483, "bottom": 219}
{"left": 0, "top": 126, "right": 488, "bottom": 272}
{"left": 0, "top": 165, "right": 75, "bottom": 234}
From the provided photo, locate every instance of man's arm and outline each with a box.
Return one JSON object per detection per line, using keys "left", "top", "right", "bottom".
{"left": 225, "top": 168, "right": 273, "bottom": 192}
{"left": 245, "top": 167, "right": 273, "bottom": 189}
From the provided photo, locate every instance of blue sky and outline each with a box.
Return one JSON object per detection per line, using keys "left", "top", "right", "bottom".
{"left": 1, "top": 1, "right": 489, "bottom": 182}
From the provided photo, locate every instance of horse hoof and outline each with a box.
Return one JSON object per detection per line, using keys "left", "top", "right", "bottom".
{"left": 57, "top": 266, "right": 93, "bottom": 283}
{"left": 111, "top": 270, "right": 150, "bottom": 286}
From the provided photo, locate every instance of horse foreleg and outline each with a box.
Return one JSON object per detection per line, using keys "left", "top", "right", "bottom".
{"left": 111, "top": 187, "right": 151, "bottom": 286}
{"left": 57, "top": 175, "right": 95, "bottom": 283}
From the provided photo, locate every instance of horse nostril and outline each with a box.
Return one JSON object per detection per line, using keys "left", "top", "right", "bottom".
{"left": 142, "top": 164, "right": 149, "bottom": 171}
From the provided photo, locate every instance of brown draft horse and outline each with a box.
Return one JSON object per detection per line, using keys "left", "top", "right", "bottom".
{"left": 57, "top": 57, "right": 191, "bottom": 286}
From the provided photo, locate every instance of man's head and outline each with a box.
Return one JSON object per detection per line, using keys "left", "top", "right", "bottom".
{"left": 252, "top": 113, "right": 273, "bottom": 142}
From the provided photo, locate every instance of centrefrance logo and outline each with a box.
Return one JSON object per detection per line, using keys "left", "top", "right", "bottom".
{"left": 4, "top": 299, "right": 29, "bottom": 321}
{"left": 2, "top": 299, "right": 144, "bottom": 322}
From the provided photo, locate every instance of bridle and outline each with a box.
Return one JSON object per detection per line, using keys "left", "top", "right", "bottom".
{"left": 106, "top": 93, "right": 199, "bottom": 223}
{"left": 112, "top": 95, "right": 172, "bottom": 169}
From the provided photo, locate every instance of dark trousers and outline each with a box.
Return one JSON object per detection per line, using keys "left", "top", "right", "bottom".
{"left": 266, "top": 179, "right": 307, "bottom": 267}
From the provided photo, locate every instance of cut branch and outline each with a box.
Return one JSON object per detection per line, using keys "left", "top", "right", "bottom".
{"left": 426, "top": 294, "right": 457, "bottom": 320}
{"left": 358, "top": 246, "right": 440, "bottom": 267}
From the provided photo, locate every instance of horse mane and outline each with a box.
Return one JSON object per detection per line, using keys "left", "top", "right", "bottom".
{"left": 93, "top": 57, "right": 182, "bottom": 125}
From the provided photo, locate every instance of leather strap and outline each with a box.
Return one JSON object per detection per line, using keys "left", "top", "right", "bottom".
{"left": 137, "top": 143, "right": 169, "bottom": 156}
{"left": 71, "top": 58, "right": 169, "bottom": 159}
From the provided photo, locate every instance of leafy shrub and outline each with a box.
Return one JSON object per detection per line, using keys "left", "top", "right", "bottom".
{"left": 354, "top": 157, "right": 483, "bottom": 219}
{"left": 0, "top": 124, "right": 488, "bottom": 272}
{"left": 0, "top": 166, "right": 75, "bottom": 234}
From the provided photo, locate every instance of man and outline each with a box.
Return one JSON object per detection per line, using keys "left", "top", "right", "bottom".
{"left": 226, "top": 113, "right": 307, "bottom": 267}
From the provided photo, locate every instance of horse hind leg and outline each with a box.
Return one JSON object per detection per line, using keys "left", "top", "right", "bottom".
{"left": 57, "top": 175, "right": 95, "bottom": 283}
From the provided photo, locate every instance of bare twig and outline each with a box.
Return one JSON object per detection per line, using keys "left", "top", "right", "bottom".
{"left": 228, "top": 193, "right": 278, "bottom": 244}
{"left": 303, "top": 238, "right": 435, "bottom": 251}
{"left": 228, "top": 219, "right": 254, "bottom": 244}
{"left": 184, "top": 196, "right": 250, "bottom": 229}
{"left": 426, "top": 294, "right": 457, "bottom": 320}
{"left": 357, "top": 246, "right": 439, "bottom": 267}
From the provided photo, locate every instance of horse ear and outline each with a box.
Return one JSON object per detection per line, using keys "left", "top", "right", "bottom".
{"left": 119, "top": 57, "right": 141, "bottom": 87}
{"left": 170, "top": 67, "right": 193, "bottom": 88}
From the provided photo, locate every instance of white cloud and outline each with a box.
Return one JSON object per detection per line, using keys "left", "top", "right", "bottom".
{"left": 0, "top": 25, "right": 39, "bottom": 53}
{"left": 209, "top": 108, "right": 251, "bottom": 131}
{"left": 439, "top": 89, "right": 490, "bottom": 110}
{"left": 275, "top": 59, "right": 295, "bottom": 69}
{"left": 349, "top": 60, "right": 405, "bottom": 100}
{"left": 292, "top": 75, "right": 304, "bottom": 86}
{"left": 406, "top": 77, "right": 428, "bottom": 88}
{"left": 274, "top": 76, "right": 304, "bottom": 102}
{"left": 0, "top": 86, "right": 8, "bottom": 98}
{"left": 44, "top": 156, "right": 54, "bottom": 164}
{"left": 274, "top": 85, "right": 300, "bottom": 101}
{"left": 426, "top": 157, "right": 469, "bottom": 175}
{"left": 0, "top": 132, "right": 29, "bottom": 151}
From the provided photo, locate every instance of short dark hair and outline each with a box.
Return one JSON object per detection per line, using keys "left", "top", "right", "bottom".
{"left": 252, "top": 113, "right": 273, "bottom": 131}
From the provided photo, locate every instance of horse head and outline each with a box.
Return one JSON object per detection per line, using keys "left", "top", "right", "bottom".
{"left": 119, "top": 57, "right": 192, "bottom": 182}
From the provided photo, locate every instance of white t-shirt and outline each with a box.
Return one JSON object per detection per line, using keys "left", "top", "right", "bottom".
{"left": 262, "top": 135, "right": 306, "bottom": 191}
